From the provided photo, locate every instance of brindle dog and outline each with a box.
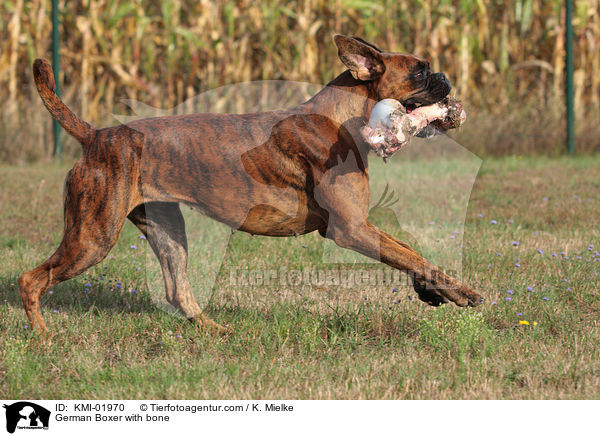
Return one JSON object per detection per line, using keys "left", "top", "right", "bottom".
{"left": 20, "top": 35, "right": 483, "bottom": 333}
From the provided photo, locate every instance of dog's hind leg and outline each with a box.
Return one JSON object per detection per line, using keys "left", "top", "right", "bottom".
{"left": 127, "top": 202, "right": 231, "bottom": 334}
{"left": 19, "top": 164, "right": 129, "bottom": 331}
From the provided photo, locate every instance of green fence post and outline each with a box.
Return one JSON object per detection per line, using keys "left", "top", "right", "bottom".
{"left": 565, "top": 0, "right": 575, "bottom": 155}
{"left": 51, "top": 0, "right": 62, "bottom": 160}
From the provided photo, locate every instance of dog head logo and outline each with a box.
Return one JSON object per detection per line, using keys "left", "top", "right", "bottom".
{"left": 3, "top": 402, "right": 50, "bottom": 433}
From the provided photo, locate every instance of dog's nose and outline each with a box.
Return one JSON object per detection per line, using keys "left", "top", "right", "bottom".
{"left": 432, "top": 72, "right": 451, "bottom": 90}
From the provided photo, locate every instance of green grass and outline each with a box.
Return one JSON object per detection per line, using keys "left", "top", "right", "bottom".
{"left": 1, "top": 153, "right": 599, "bottom": 399}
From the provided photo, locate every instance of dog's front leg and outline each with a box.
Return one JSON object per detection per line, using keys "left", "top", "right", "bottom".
{"left": 314, "top": 154, "right": 482, "bottom": 307}
{"left": 323, "top": 219, "right": 483, "bottom": 306}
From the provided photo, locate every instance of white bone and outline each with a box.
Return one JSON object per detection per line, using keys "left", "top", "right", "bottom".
{"left": 368, "top": 99, "right": 403, "bottom": 129}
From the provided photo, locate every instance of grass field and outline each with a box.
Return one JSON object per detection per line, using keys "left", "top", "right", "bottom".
{"left": 1, "top": 152, "right": 599, "bottom": 399}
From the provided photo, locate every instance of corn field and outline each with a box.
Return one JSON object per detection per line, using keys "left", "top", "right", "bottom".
{"left": 1, "top": 0, "right": 600, "bottom": 161}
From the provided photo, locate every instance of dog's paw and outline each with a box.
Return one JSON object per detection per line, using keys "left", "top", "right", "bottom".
{"left": 412, "top": 279, "right": 450, "bottom": 306}
{"left": 189, "top": 314, "right": 234, "bottom": 336}
{"left": 412, "top": 276, "right": 483, "bottom": 308}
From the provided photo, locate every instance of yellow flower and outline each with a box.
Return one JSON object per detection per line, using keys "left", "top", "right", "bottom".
{"left": 533, "top": 321, "right": 538, "bottom": 326}
{"left": 519, "top": 320, "right": 530, "bottom": 325}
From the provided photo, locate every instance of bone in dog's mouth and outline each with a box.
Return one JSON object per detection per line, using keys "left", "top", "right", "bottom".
{"left": 361, "top": 96, "right": 466, "bottom": 161}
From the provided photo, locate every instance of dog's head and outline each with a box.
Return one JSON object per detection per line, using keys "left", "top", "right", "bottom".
{"left": 334, "top": 35, "right": 451, "bottom": 111}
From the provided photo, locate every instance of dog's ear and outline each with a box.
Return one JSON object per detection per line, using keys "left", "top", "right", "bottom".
{"left": 333, "top": 35, "right": 385, "bottom": 81}
{"left": 350, "top": 37, "right": 383, "bottom": 53}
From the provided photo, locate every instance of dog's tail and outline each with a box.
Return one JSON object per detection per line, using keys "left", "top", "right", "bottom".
{"left": 33, "top": 58, "right": 96, "bottom": 146}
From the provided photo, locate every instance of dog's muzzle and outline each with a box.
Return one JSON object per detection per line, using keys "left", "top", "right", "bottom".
{"left": 402, "top": 72, "right": 452, "bottom": 109}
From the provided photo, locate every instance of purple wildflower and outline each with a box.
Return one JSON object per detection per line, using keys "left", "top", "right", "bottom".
{"left": 85, "top": 283, "right": 92, "bottom": 288}
{"left": 506, "top": 297, "right": 512, "bottom": 301}
{"left": 140, "top": 235, "right": 147, "bottom": 240}
{"left": 542, "top": 297, "right": 549, "bottom": 301}
{"left": 517, "top": 313, "right": 522, "bottom": 316}
{"left": 537, "top": 249, "right": 543, "bottom": 254}
{"left": 130, "top": 245, "right": 137, "bottom": 249}
{"left": 512, "top": 241, "right": 519, "bottom": 247}
{"left": 507, "top": 290, "right": 514, "bottom": 294}
{"left": 491, "top": 220, "right": 497, "bottom": 225}
{"left": 527, "top": 286, "right": 534, "bottom": 292}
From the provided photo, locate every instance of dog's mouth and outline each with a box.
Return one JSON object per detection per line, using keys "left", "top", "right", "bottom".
{"left": 401, "top": 72, "right": 452, "bottom": 114}
{"left": 401, "top": 93, "right": 449, "bottom": 113}
{"left": 401, "top": 96, "right": 446, "bottom": 115}
{"left": 403, "top": 102, "right": 418, "bottom": 113}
